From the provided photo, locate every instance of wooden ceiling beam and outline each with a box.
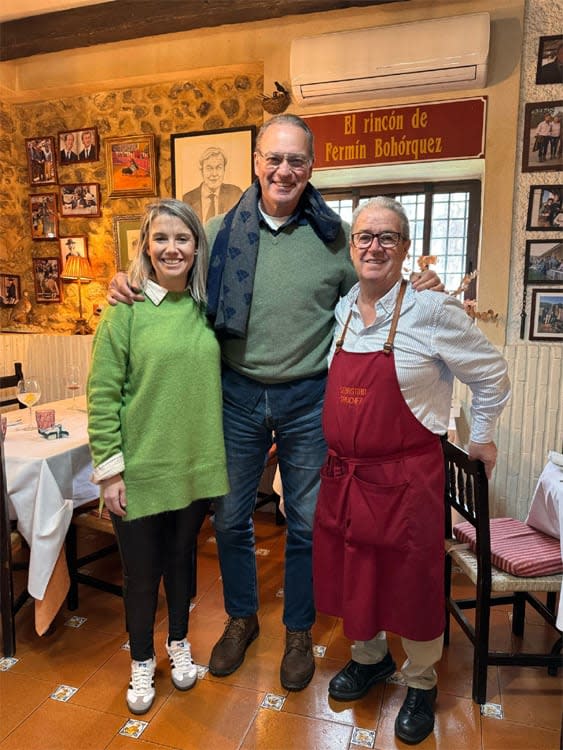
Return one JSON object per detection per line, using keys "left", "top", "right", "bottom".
{"left": 0, "top": 0, "right": 407, "bottom": 62}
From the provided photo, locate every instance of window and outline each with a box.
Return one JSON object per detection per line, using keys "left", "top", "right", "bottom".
{"left": 323, "top": 181, "right": 481, "bottom": 296}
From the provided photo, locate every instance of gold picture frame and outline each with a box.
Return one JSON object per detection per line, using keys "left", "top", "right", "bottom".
{"left": 105, "top": 134, "right": 158, "bottom": 198}
{"left": 112, "top": 214, "right": 142, "bottom": 271}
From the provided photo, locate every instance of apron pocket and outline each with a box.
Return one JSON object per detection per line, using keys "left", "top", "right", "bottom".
{"left": 346, "top": 474, "right": 410, "bottom": 550}
{"left": 315, "top": 470, "right": 349, "bottom": 532}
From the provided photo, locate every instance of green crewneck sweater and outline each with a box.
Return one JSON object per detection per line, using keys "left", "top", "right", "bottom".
{"left": 87, "top": 290, "right": 228, "bottom": 521}
{"left": 207, "top": 217, "right": 356, "bottom": 383}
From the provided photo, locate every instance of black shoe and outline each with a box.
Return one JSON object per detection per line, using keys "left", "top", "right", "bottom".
{"left": 394, "top": 686, "right": 437, "bottom": 745}
{"left": 328, "top": 652, "right": 396, "bottom": 701}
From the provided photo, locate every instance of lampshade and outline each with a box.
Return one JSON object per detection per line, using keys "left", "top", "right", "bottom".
{"left": 61, "top": 255, "right": 93, "bottom": 282}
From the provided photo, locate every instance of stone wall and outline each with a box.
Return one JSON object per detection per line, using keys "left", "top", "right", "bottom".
{"left": 0, "top": 64, "right": 263, "bottom": 334}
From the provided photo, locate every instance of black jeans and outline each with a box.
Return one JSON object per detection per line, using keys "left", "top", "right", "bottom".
{"left": 112, "top": 500, "right": 209, "bottom": 661}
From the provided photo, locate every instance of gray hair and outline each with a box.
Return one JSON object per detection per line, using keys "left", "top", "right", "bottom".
{"left": 128, "top": 198, "right": 209, "bottom": 304}
{"left": 256, "top": 114, "right": 315, "bottom": 159}
{"left": 351, "top": 196, "right": 411, "bottom": 241}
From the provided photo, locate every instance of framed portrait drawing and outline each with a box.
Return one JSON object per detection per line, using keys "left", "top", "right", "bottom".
{"left": 522, "top": 101, "right": 563, "bottom": 173}
{"left": 59, "top": 183, "right": 101, "bottom": 217}
{"left": 105, "top": 134, "right": 158, "bottom": 197}
{"left": 529, "top": 288, "right": 563, "bottom": 341}
{"left": 113, "top": 214, "right": 142, "bottom": 271}
{"left": 29, "top": 193, "right": 58, "bottom": 240}
{"left": 26, "top": 136, "right": 57, "bottom": 185}
{"left": 170, "top": 126, "right": 255, "bottom": 224}
{"left": 524, "top": 240, "right": 563, "bottom": 284}
{"left": 526, "top": 185, "right": 563, "bottom": 230}
{"left": 58, "top": 127, "right": 99, "bottom": 165}
{"left": 33, "top": 257, "right": 62, "bottom": 303}
{"left": 535, "top": 35, "right": 563, "bottom": 85}
{"left": 0, "top": 274, "right": 21, "bottom": 306}
{"left": 59, "top": 235, "right": 89, "bottom": 267}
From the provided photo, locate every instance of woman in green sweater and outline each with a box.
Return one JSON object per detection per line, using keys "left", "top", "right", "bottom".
{"left": 88, "top": 199, "right": 228, "bottom": 715}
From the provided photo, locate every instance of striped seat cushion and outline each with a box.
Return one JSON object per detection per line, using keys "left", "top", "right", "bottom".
{"left": 453, "top": 517, "right": 563, "bottom": 577}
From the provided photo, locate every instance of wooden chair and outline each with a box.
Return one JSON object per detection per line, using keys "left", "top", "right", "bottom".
{"left": 443, "top": 440, "right": 562, "bottom": 704}
{"left": 0, "top": 362, "right": 25, "bottom": 410}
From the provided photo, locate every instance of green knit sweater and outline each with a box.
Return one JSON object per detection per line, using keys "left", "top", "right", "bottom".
{"left": 87, "top": 290, "right": 229, "bottom": 521}
{"left": 207, "top": 217, "right": 356, "bottom": 383}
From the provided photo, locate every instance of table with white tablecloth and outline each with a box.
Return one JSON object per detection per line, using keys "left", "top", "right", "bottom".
{"left": 525, "top": 451, "right": 563, "bottom": 631}
{"left": 4, "top": 396, "right": 98, "bottom": 633}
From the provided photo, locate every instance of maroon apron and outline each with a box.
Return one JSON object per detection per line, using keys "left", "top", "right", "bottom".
{"left": 313, "top": 281, "right": 445, "bottom": 641}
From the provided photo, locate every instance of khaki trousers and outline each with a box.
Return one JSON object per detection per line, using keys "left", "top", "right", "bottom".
{"left": 351, "top": 630, "right": 443, "bottom": 690}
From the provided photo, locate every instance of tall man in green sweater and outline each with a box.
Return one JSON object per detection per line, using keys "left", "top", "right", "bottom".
{"left": 109, "top": 114, "right": 441, "bottom": 692}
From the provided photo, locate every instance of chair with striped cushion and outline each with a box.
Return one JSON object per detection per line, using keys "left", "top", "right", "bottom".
{"left": 443, "top": 441, "right": 562, "bottom": 704}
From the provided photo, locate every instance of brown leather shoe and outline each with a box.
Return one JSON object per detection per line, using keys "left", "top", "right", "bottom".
{"left": 208, "top": 615, "right": 259, "bottom": 676}
{"left": 280, "top": 629, "right": 315, "bottom": 691}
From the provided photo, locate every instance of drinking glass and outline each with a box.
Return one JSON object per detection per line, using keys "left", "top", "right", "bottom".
{"left": 16, "top": 377, "right": 41, "bottom": 431}
{"left": 65, "top": 366, "right": 81, "bottom": 409}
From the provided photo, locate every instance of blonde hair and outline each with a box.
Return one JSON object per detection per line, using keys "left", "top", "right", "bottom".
{"left": 128, "top": 199, "right": 208, "bottom": 304}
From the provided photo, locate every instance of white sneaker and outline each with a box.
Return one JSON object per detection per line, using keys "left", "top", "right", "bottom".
{"left": 126, "top": 657, "right": 156, "bottom": 715}
{"left": 166, "top": 638, "right": 198, "bottom": 691}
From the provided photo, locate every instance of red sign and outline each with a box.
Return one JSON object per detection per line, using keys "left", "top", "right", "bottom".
{"left": 303, "top": 97, "right": 487, "bottom": 169}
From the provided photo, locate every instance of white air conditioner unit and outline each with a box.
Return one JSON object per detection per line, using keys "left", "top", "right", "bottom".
{"left": 290, "top": 13, "right": 490, "bottom": 105}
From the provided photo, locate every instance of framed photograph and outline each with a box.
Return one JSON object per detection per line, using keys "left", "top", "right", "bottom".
{"left": 32, "top": 257, "right": 62, "bottom": 303}
{"left": 0, "top": 274, "right": 21, "bottom": 306}
{"left": 25, "top": 136, "right": 57, "bottom": 185}
{"left": 29, "top": 193, "right": 58, "bottom": 240}
{"left": 526, "top": 185, "right": 563, "bottom": 230}
{"left": 113, "top": 214, "right": 142, "bottom": 271}
{"left": 524, "top": 240, "right": 563, "bottom": 284}
{"left": 58, "top": 127, "right": 99, "bottom": 165}
{"left": 529, "top": 288, "right": 563, "bottom": 341}
{"left": 105, "top": 134, "right": 158, "bottom": 198}
{"left": 59, "top": 235, "right": 89, "bottom": 268}
{"left": 522, "top": 101, "right": 563, "bottom": 173}
{"left": 536, "top": 35, "right": 563, "bottom": 85}
{"left": 170, "top": 126, "right": 255, "bottom": 223}
{"left": 59, "top": 182, "right": 101, "bottom": 217}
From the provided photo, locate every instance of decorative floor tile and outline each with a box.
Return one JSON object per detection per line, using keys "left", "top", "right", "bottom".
{"left": 206, "top": 536, "right": 217, "bottom": 544}
{"left": 189, "top": 601, "right": 196, "bottom": 612}
{"left": 313, "top": 644, "right": 326, "bottom": 658}
{"left": 119, "top": 719, "right": 148, "bottom": 738}
{"left": 65, "top": 615, "right": 87, "bottom": 628}
{"left": 51, "top": 684, "right": 78, "bottom": 702}
{"left": 0, "top": 657, "right": 18, "bottom": 671}
{"left": 195, "top": 664, "right": 209, "bottom": 679}
{"left": 255, "top": 548, "right": 270, "bottom": 556}
{"left": 261, "top": 693, "right": 286, "bottom": 711}
{"left": 121, "top": 640, "right": 130, "bottom": 651}
{"left": 480, "top": 702, "right": 504, "bottom": 719}
{"left": 275, "top": 588, "right": 284, "bottom": 598}
{"left": 386, "top": 671, "right": 407, "bottom": 686}
{"left": 351, "top": 727, "right": 376, "bottom": 748}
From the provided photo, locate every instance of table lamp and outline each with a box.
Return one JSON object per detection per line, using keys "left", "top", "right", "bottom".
{"left": 61, "top": 255, "right": 94, "bottom": 335}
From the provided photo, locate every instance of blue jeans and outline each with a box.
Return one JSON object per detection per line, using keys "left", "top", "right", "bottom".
{"left": 213, "top": 366, "right": 328, "bottom": 632}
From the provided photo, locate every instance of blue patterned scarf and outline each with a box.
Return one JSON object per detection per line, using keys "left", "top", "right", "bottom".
{"left": 206, "top": 180, "right": 342, "bottom": 338}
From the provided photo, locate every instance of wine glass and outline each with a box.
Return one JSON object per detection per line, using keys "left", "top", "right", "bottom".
{"left": 65, "top": 366, "right": 81, "bottom": 409}
{"left": 16, "top": 377, "right": 41, "bottom": 431}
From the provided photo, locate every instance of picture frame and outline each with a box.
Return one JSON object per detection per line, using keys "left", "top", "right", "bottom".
{"left": 105, "top": 134, "right": 158, "bottom": 198}
{"left": 529, "top": 288, "right": 563, "bottom": 341}
{"left": 59, "top": 235, "right": 89, "bottom": 268}
{"left": 524, "top": 240, "right": 563, "bottom": 284}
{"left": 59, "top": 182, "right": 101, "bottom": 217}
{"left": 0, "top": 274, "right": 21, "bottom": 306}
{"left": 526, "top": 185, "right": 563, "bottom": 230}
{"left": 112, "top": 214, "right": 142, "bottom": 271}
{"left": 522, "top": 100, "right": 563, "bottom": 173}
{"left": 32, "top": 257, "right": 62, "bottom": 303}
{"left": 25, "top": 136, "right": 57, "bottom": 185}
{"left": 535, "top": 35, "right": 563, "bottom": 85}
{"left": 29, "top": 193, "right": 58, "bottom": 240}
{"left": 58, "top": 127, "right": 99, "bottom": 165}
{"left": 170, "top": 126, "right": 255, "bottom": 223}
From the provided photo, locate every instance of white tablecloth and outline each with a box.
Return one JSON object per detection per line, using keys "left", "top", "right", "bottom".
{"left": 525, "top": 452, "right": 563, "bottom": 630}
{"left": 4, "top": 396, "right": 98, "bottom": 599}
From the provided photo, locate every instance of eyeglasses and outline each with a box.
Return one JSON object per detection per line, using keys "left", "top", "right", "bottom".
{"left": 351, "top": 231, "right": 404, "bottom": 250}
{"left": 256, "top": 149, "right": 311, "bottom": 171}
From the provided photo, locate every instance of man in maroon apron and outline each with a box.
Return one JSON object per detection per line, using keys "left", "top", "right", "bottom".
{"left": 313, "top": 197, "right": 510, "bottom": 744}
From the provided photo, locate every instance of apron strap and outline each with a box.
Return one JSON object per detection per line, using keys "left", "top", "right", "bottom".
{"left": 335, "top": 308, "right": 354, "bottom": 351}
{"left": 383, "top": 278, "right": 408, "bottom": 355}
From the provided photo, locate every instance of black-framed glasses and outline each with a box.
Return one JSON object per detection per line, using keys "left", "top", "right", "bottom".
{"left": 255, "top": 149, "right": 311, "bottom": 171}
{"left": 351, "top": 231, "right": 403, "bottom": 250}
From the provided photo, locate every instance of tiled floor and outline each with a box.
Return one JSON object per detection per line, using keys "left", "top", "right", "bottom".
{"left": 1, "top": 511, "right": 561, "bottom": 750}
